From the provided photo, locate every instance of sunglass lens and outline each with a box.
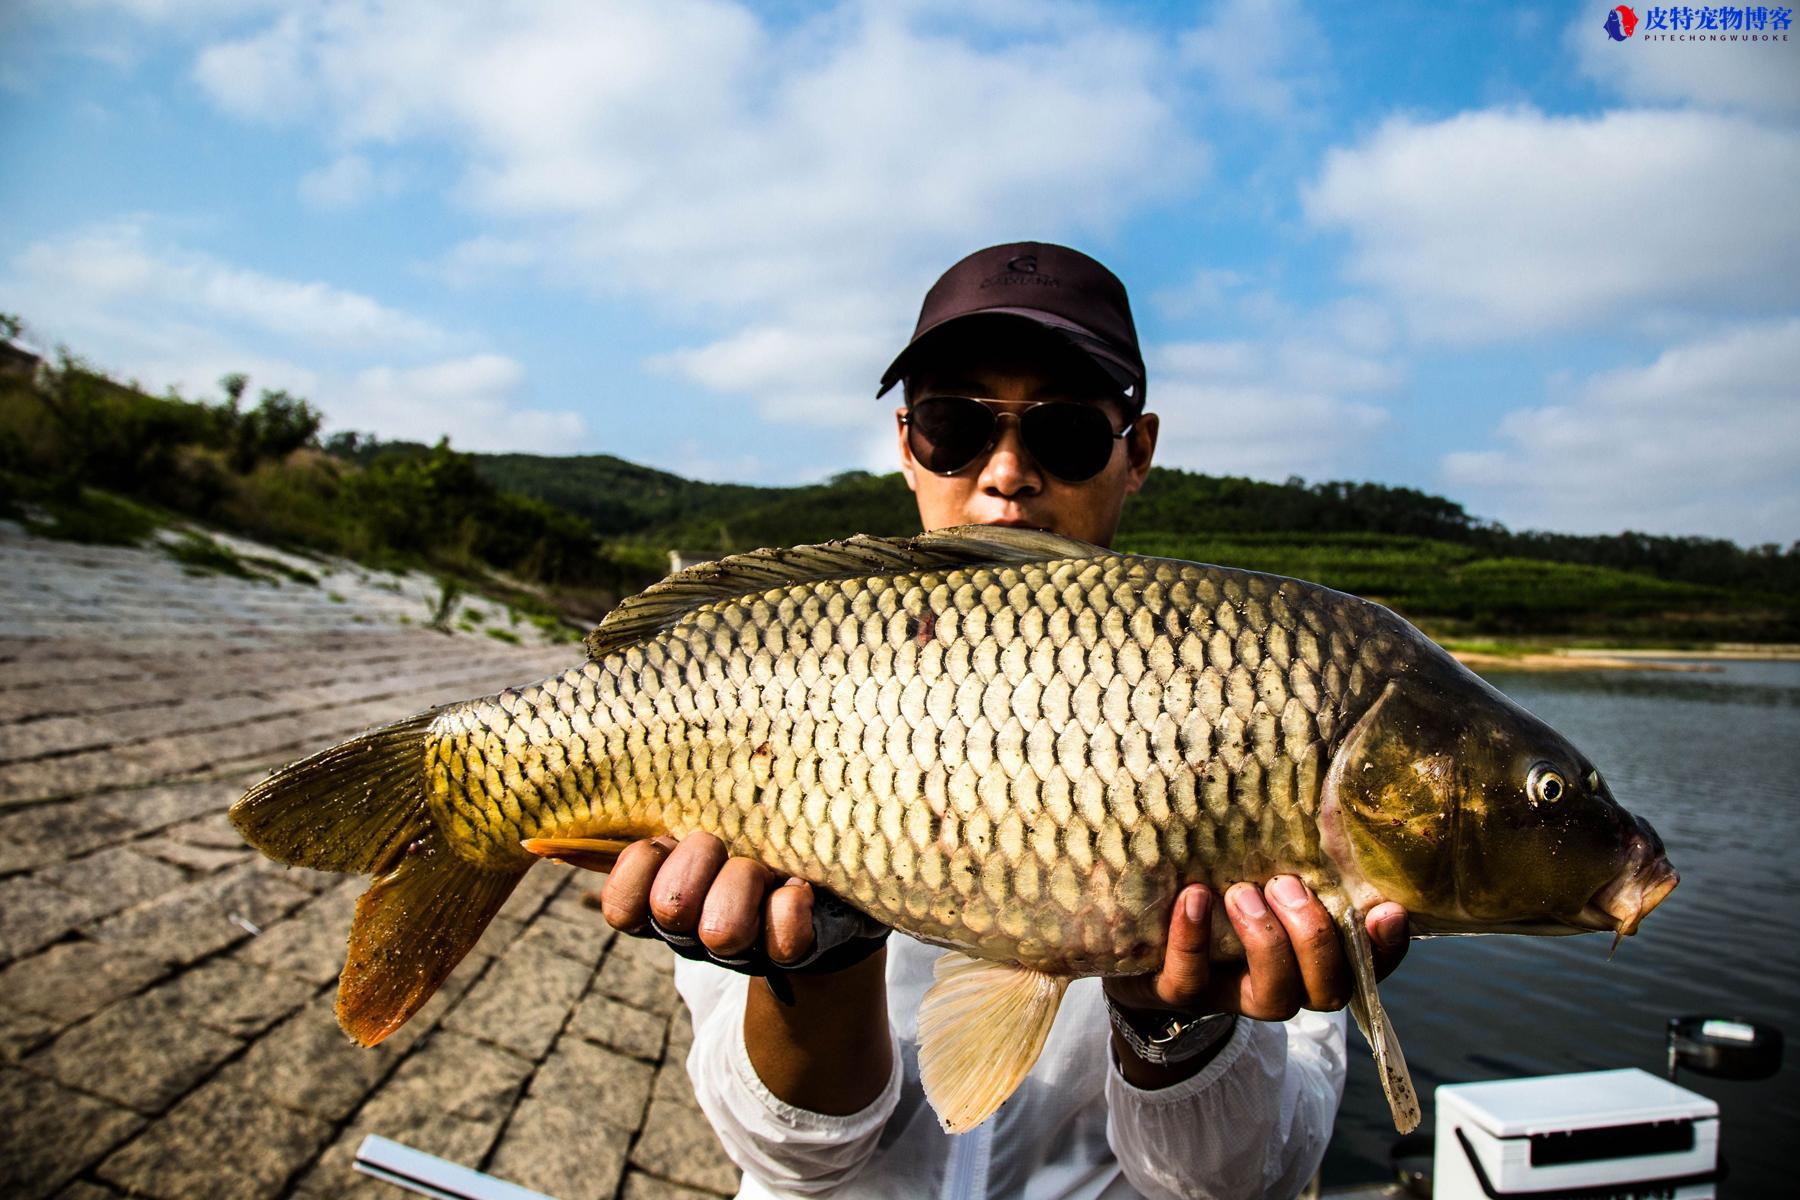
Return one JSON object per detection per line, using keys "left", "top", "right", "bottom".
{"left": 909, "top": 397, "right": 994, "bottom": 474}
{"left": 1020, "top": 402, "right": 1116, "bottom": 482}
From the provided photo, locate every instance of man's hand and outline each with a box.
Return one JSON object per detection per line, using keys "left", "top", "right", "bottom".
{"left": 1103, "top": 879, "right": 1409, "bottom": 1023}
{"left": 597, "top": 832, "right": 821, "bottom": 964}
{"left": 592, "top": 833, "right": 894, "bottom": 1116}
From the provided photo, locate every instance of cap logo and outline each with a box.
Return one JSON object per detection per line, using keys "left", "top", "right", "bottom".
{"left": 980, "top": 252, "right": 1060, "bottom": 291}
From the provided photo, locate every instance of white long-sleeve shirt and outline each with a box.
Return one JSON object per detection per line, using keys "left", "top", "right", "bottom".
{"left": 676, "top": 933, "right": 1348, "bottom": 1200}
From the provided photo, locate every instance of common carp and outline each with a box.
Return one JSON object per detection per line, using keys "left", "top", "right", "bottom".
{"left": 231, "top": 526, "right": 1678, "bottom": 1134}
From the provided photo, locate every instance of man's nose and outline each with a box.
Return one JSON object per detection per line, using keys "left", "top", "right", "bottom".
{"left": 977, "top": 415, "right": 1042, "bottom": 496}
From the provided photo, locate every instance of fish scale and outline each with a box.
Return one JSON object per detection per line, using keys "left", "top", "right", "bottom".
{"left": 425, "top": 550, "right": 1390, "bottom": 976}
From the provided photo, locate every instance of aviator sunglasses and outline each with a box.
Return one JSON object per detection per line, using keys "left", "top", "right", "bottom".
{"left": 903, "top": 396, "right": 1136, "bottom": 483}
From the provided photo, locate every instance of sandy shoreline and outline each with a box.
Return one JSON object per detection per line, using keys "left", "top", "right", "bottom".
{"left": 1450, "top": 643, "right": 1800, "bottom": 672}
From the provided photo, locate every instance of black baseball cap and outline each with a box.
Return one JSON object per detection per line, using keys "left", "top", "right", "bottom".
{"left": 877, "top": 241, "right": 1146, "bottom": 407}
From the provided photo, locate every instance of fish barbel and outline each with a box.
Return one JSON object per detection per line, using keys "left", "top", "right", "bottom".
{"left": 231, "top": 526, "right": 1678, "bottom": 1134}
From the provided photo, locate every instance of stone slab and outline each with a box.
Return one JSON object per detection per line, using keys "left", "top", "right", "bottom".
{"left": 95, "top": 1080, "right": 333, "bottom": 1199}
{"left": 235, "top": 879, "right": 357, "bottom": 985}
{"left": 25, "top": 990, "right": 243, "bottom": 1112}
{"left": 0, "top": 938, "right": 169, "bottom": 1027}
{"left": 442, "top": 939, "right": 592, "bottom": 1061}
{"left": 529, "top": 1034, "right": 655, "bottom": 1135}
{"left": 86, "top": 862, "right": 310, "bottom": 965}
{"left": 568, "top": 992, "right": 669, "bottom": 1062}
{"left": 595, "top": 932, "right": 680, "bottom": 1016}
{"left": 0, "top": 1067, "right": 145, "bottom": 1200}
{"left": 0, "top": 1005, "right": 59, "bottom": 1063}
{"left": 145, "top": 956, "right": 314, "bottom": 1039}
{"left": 35, "top": 846, "right": 188, "bottom": 917}
{"left": 621, "top": 1171, "right": 735, "bottom": 1200}
{"left": 288, "top": 1029, "right": 532, "bottom": 1199}
{"left": 516, "top": 910, "right": 613, "bottom": 969}
{"left": 216, "top": 996, "right": 408, "bottom": 1122}
{"left": 0, "top": 874, "right": 106, "bottom": 962}
{"left": 628, "top": 1096, "right": 742, "bottom": 1196}
{"left": 0, "top": 797, "right": 144, "bottom": 875}
{"left": 484, "top": 1087, "right": 631, "bottom": 1200}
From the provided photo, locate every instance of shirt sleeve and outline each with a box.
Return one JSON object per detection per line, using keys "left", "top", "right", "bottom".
{"left": 674, "top": 958, "right": 904, "bottom": 1197}
{"left": 1103, "top": 1008, "right": 1348, "bottom": 1200}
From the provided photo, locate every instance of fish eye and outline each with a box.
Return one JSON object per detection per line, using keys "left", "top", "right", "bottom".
{"left": 1527, "top": 762, "right": 1566, "bottom": 805}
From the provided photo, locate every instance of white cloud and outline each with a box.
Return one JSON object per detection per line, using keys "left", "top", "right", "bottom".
{"left": 1, "top": 223, "right": 586, "bottom": 453}
{"left": 1442, "top": 319, "right": 1800, "bottom": 543}
{"left": 338, "top": 355, "right": 585, "bottom": 452}
{"left": 185, "top": 0, "right": 1205, "bottom": 430}
{"left": 1569, "top": 10, "right": 1800, "bottom": 116}
{"left": 298, "top": 153, "right": 406, "bottom": 210}
{"left": 9, "top": 221, "right": 445, "bottom": 352}
{"left": 1304, "top": 107, "right": 1800, "bottom": 340}
{"left": 1144, "top": 336, "right": 1395, "bottom": 480}
{"left": 1178, "top": 0, "right": 1326, "bottom": 121}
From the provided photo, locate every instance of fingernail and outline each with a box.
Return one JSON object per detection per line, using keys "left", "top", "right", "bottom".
{"left": 1268, "top": 876, "right": 1308, "bottom": 909}
{"left": 1231, "top": 885, "right": 1267, "bottom": 918}
{"left": 1183, "top": 888, "right": 1208, "bottom": 923}
{"left": 1374, "top": 910, "right": 1407, "bottom": 945}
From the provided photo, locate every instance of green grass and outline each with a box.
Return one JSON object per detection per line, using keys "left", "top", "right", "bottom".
{"left": 163, "top": 531, "right": 259, "bottom": 579}
{"left": 9, "top": 483, "right": 164, "bottom": 546}
{"left": 485, "top": 626, "right": 522, "bottom": 645}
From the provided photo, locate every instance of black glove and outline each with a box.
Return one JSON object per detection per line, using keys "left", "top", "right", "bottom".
{"left": 632, "top": 884, "right": 889, "bottom": 1004}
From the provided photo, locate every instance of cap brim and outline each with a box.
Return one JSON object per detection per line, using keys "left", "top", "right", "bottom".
{"left": 877, "top": 308, "right": 1143, "bottom": 402}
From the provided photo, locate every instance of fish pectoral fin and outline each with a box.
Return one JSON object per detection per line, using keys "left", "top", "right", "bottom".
{"left": 338, "top": 828, "right": 525, "bottom": 1046}
{"left": 1341, "top": 911, "right": 1422, "bottom": 1134}
{"left": 521, "top": 836, "right": 634, "bottom": 874}
{"left": 916, "top": 952, "right": 1069, "bottom": 1135}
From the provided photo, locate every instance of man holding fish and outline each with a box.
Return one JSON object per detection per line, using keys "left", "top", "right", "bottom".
{"left": 597, "top": 243, "right": 1413, "bottom": 1198}
{"left": 231, "top": 239, "right": 1676, "bottom": 1195}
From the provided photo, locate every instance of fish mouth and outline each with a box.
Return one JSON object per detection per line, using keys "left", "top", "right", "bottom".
{"left": 1576, "top": 822, "right": 1680, "bottom": 938}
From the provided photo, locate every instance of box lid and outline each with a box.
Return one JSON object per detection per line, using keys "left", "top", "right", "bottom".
{"left": 1438, "top": 1068, "right": 1718, "bottom": 1137}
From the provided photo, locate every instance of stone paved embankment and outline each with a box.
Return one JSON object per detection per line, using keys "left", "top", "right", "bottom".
{"left": 0, "top": 521, "right": 741, "bottom": 1200}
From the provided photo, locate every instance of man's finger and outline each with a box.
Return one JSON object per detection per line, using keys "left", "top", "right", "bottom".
{"left": 764, "top": 879, "right": 816, "bottom": 965}
{"left": 1228, "top": 883, "right": 1303, "bottom": 1022}
{"left": 1265, "top": 876, "right": 1349, "bottom": 1011}
{"left": 1367, "top": 902, "right": 1410, "bottom": 980}
{"left": 648, "top": 832, "right": 728, "bottom": 933}
{"left": 1152, "top": 885, "right": 1214, "bottom": 1009}
{"left": 599, "top": 837, "right": 676, "bottom": 934}
{"left": 698, "top": 858, "right": 774, "bottom": 957}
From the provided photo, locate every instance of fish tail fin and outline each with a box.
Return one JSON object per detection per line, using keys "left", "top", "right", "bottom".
{"left": 229, "top": 705, "right": 526, "bottom": 1044}
{"left": 338, "top": 826, "right": 525, "bottom": 1045}
{"left": 229, "top": 708, "right": 445, "bottom": 873}
{"left": 1342, "top": 912, "right": 1422, "bottom": 1134}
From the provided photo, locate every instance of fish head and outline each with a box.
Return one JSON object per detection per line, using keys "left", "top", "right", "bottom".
{"left": 1323, "top": 667, "right": 1678, "bottom": 939}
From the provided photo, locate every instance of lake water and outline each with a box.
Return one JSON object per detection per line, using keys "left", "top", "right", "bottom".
{"left": 1320, "top": 658, "right": 1800, "bottom": 1195}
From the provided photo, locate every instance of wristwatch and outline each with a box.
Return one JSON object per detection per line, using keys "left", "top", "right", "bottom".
{"left": 1105, "top": 998, "right": 1237, "bottom": 1067}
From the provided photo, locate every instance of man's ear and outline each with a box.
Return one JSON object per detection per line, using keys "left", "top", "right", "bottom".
{"left": 896, "top": 408, "right": 921, "bottom": 493}
{"left": 1123, "top": 412, "right": 1158, "bottom": 495}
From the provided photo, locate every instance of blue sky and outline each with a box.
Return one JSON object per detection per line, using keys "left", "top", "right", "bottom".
{"left": 2, "top": 1, "right": 1795, "bottom": 543}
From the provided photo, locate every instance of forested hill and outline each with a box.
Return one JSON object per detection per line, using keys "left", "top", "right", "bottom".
{"left": 451, "top": 445, "right": 1798, "bottom": 600}
{"left": 4, "top": 347, "right": 1794, "bottom": 642}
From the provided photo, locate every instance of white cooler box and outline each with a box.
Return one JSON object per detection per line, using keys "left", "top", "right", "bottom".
{"left": 1434, "top": 1068, "right": 1720, "bottom": 1199}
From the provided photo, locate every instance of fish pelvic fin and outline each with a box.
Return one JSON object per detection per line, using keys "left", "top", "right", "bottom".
{"left": 229, "top": 707, "right": 447, "bottom": 873}
{"left": 917, "top": 951, "right": 1070, "bottom": 1134}
{"left": 1342, "top": 910, "right": 1422, "bottom": 1134}
{"left": 521, "top": 836, "right": 633, "bottom": 874}
{"left": 338, "top": 826, "right": 525, "bottom": 1046}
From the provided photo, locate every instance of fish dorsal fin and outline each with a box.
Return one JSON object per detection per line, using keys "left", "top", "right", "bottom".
{"left": 1341, "top": 910, "right": 1422, "bottom": 1133}
{"left": 585, "top": 525, "right": 1102, "bottom": 660}
{"left": 917, "top": 950, "right": 1071, "bottom": 1134}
